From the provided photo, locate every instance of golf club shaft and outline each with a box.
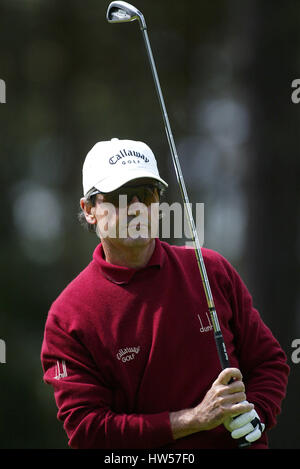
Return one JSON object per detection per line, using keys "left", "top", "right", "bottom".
{"left": 143, "top": 27, "right": 251, "bottom": 449}
{"left": 142, "top": 25, "right": 251, "bottom": 449}
{"left": 142, "top": 28, "right": 230, "bottom": 369}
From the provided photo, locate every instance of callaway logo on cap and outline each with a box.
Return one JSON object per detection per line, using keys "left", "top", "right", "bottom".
{"left": 82, "top": 138, "right": 168, "bottom": 195}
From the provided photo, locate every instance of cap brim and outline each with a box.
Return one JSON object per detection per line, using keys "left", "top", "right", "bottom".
{"left": 93, "top": 169, "right": 168, "bottom": 193}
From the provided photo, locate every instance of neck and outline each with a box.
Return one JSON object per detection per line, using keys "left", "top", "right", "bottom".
{"left": 101, "top": 238, "right": 156, "bottom": 269}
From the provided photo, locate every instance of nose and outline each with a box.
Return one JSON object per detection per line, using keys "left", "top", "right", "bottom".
{"left": 129, "top": 194, "right": 141, "bottom": 205}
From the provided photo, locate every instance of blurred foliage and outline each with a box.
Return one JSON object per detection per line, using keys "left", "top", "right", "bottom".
{"left": 0, "top": 0, "right": 299, "bottom": 448}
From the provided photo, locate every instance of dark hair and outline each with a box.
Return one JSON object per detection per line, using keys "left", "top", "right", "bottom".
{"left": 78, "top": 184, "right": 166, "bottom": 235}
{"left": 77, "top": 188, "right": 98, "bottom": 233}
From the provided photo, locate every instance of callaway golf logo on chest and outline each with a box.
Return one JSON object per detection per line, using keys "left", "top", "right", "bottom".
{"left": 109, "top": 148, "right": 150, "bottom": 165}
{"left": 116, "top": 346, "right": 140, "bottom": 363}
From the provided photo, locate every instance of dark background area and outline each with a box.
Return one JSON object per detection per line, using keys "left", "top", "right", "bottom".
{"left": 0, "top": 0, "right": 299, "bottom": 449}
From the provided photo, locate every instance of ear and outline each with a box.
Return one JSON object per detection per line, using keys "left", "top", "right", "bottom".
{"left": 80, "top": 197, "right": 97, "bottom": 225}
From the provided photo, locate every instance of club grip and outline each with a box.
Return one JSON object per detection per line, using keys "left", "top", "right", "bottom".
{"left": 214, "top": 332, "right": 251, "bottom": 449}
{"left": 214, "top": 331, "right": 230, "bottom": 369}
{"left": 238, "top": 437, "right": 251, "bottom": 448}
{"left": 228, "top": 380, "right": 251, "bottom": 448}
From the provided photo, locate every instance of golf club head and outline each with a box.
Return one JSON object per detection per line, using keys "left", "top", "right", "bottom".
{"left": 106, "top": 1, "right": 146, "bottom": 30}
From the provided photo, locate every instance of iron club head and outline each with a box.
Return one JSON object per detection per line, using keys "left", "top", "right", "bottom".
{"left": 106, "top": 1, "right": 146, "bottom": 30}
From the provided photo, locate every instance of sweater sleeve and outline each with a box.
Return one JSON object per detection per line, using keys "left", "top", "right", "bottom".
{"left": 219, "top": 257, "right": 290, "bottom": 429}
{"left": 41, "top": 310, "right": 173, "bottom": 449}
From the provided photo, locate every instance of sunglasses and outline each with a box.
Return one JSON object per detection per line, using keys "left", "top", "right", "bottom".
{"left": 89, "top": 184, "right": 160, "bottom": 207}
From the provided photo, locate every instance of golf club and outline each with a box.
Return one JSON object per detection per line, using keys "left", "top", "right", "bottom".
{"left": 106, "top": 0, "right": 252, "bottom": 448}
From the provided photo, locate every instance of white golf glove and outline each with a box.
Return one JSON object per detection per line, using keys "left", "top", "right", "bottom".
{"left": 224, "top": 402, "right": 265, "bottom": 443}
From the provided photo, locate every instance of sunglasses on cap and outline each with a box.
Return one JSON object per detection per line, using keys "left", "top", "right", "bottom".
{"left": 88, "top": 183, "right": 161, "bottom": 207}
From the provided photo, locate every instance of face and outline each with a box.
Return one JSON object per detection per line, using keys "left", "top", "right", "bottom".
{"left": 80, "top": 179, "right": 160, "bottom": 249}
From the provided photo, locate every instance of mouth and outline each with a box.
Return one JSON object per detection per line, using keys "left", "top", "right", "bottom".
{"left": 126, "top": 218, "right": 149, "bottom": 227}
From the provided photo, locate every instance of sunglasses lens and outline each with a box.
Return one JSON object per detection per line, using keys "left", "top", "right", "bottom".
{"left": 103, "top": 185, "right": 158, "bottom": 207}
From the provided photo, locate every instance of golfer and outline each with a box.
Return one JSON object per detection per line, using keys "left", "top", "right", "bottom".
{"left": 41, "top": 138, "right": 289, "bottom": 449}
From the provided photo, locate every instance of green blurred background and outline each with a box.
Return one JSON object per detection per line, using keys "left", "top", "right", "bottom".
{"left": 0, "top": 0, "right": 299, "bottom": 449}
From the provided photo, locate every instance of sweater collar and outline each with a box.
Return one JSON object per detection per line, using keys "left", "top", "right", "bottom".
{"left": 93, "top": 238, "right": 164, "bottom": 284}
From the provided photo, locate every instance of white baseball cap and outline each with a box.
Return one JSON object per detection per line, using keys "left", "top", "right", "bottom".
{"left": 82, "top": 138, "right": 168, "bottom": 195}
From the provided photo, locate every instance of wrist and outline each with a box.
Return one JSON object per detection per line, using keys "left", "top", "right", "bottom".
{"left": 169, "top": 407, "right": 201, "bottom": 440}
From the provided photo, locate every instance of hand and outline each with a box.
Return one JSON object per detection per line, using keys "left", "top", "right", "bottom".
{"left": 224, "top": 403, "right": 265, "bottom": 443}
{"left": 192, "top": 368, "right": 254, "bottom": 432}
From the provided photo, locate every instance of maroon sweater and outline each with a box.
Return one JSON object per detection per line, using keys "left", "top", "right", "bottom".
{"left": 41, "top": 239, "right": 289, "bottom": 449}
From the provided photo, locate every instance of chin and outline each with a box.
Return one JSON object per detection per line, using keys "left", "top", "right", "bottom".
{"left": 121, "top": 235, "right": 153, "bottom": 247}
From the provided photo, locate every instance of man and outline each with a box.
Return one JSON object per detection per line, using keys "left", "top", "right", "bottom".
{"left": 41, "top": 138, "right": 289, "bottom": 449}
